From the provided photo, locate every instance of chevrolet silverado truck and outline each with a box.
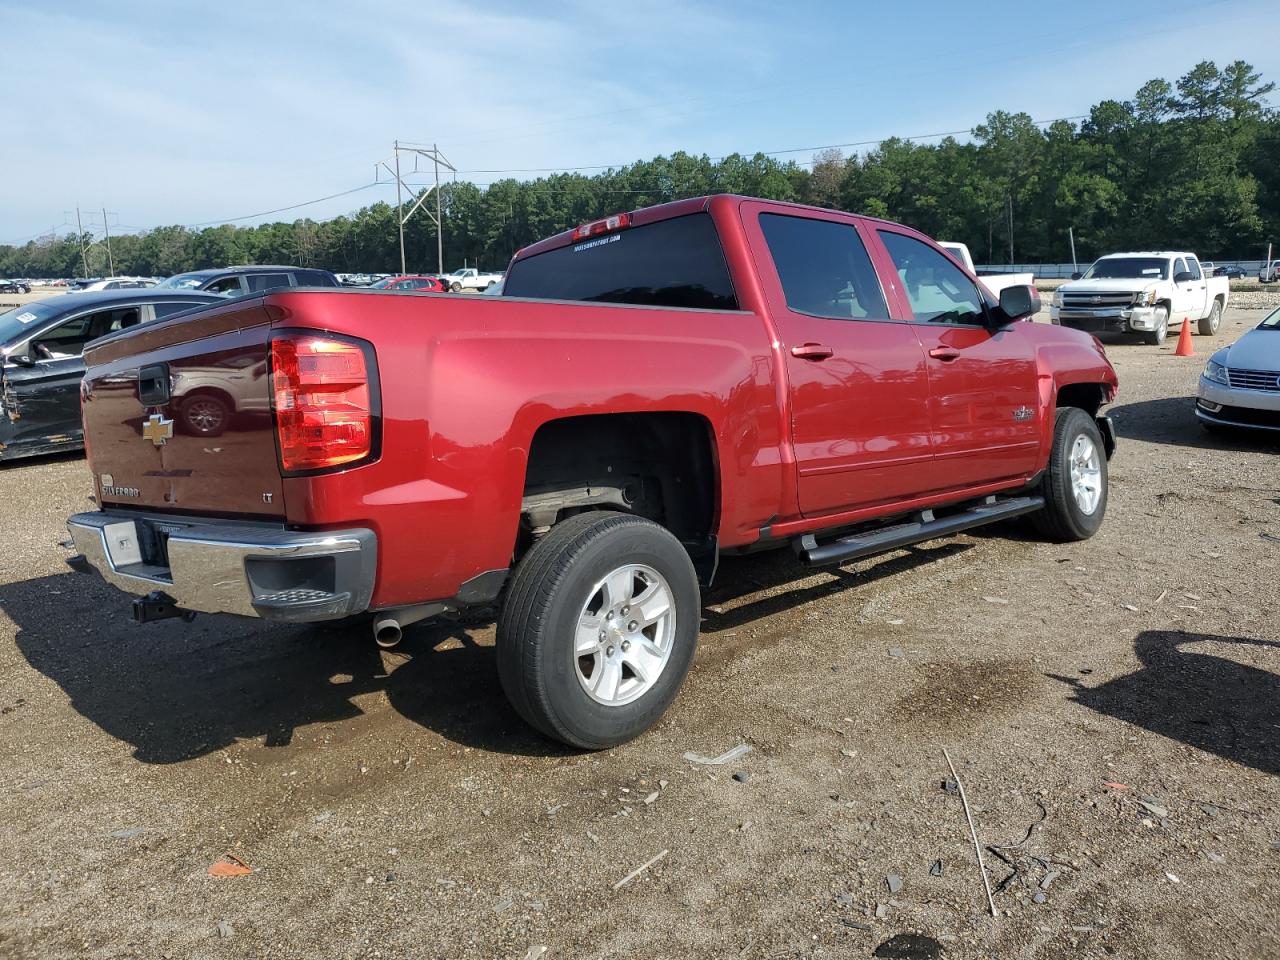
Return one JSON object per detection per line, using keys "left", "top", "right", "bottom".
{"left": 66, "top": 195, "right": 1118, "bottom": 749}
{"left": 938, "top": 242, "right": 1036, "bottom": 301}
{"left": 1050, "top": 251, "right": 1228, "bottom": 344}
{"left": 440, "top": 267, "right": 503, "bottom": 292}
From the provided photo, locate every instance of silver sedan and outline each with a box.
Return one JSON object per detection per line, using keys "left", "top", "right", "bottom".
{"left": 1196, "top": 306, "right": 1280, "bottom": 434}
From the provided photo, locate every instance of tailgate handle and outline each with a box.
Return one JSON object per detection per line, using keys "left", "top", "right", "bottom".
{"left": 138, "top": 363, "right": 171, "bottom": 406}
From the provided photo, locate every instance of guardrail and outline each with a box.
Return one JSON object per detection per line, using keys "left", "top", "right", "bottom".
{"left": 977, "top": 261, "right": 1271, "bottom": 280}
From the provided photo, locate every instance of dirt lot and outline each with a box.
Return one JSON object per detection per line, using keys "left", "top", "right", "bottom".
{"left": 1, "top": 307, "right": 1277, "bottom": 960}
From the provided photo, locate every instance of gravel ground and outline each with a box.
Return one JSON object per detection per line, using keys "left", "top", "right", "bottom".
{"left": 1, "top": 308, "right": 1277, "bottom": 960}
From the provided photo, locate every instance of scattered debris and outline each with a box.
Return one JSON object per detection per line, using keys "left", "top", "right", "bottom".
{"left": 888, "top": 647, "right": 904, "bottom": 658}
{"left": 1200, "top": 803, "right": 1221, "bottom": 818}
{"left": 109, "top": 827, "right": 147, "bottom": 839}
{"left": 613, "top": 849, "right": 669, "bottom": 890}
{"left": 942, "top": 747, "right": 997, "bottom": 920}
{"left": 683, "top": 744, "right": 752, "bottom": 766}
{"left": 1165, "top": 872, "right": 1180, "bottom": 883}
{"left": 942, "top": 780, "right": 959, "bottom": 796}
{"left": 1155, "top": 589, "right": 1168, "bottom": 603}
{"left": 1040, "top": 870, "right": 1060, "bottom": 890}
{"left": 840, "top": 748, "right": 858, "bottom": 759}
{"left": 834, "top": 892, "right": 855, "bottom": 907}
{"left": 216, "top": 921, "right": 234, "bottom": 939}
{"left": 732, "top": 772, "right": 751, "bottom": 784}
{"left": 874, "top": 903, "right": 889, "bottom": 919}
{"left": 586, "top": 831, "right": 600, "bottom": 844}
{"left": 1261, "top": 533, "right": 1280, "bottom": 544}
{"left": 886, "top": 874, "right": 903, "bottom": 894}
{"left": 1270, "top": 841, "right": 1280, "bottom": 852}
{"left": 207, "top": 854, "right": 252, "bottom": 878}
{"left": 1102, "top": 781, "right": 1129, "bottom": 791}
{"left": 840, "top": 919, "right": 871, "bottom": 931}
{"left": 929, "top": 860, "right": 943, "bottom": 877}
{"left": 1032, "top": 891, "right": 1047, "bottom": 904}
{"left": 545, "top": 804, "right": 563, "bottom": 817}
{"left": 1122, "top": 604, "right": 1139, "bottom": 612}
{"left": 643, "top": 791, "right": 660, "bottom": 805}
{"left": 494, "top": 896, "right": 515, "bottom": 913}
{"left": 1206, "top": 852, "right": 1226, "bottom": 864}
{"left": 887, "top": 618, "right": 905, "bottom": 626}
{"left": 982, "top": 596, "right": 1009, "bottom": 605}
{"left": 872, "top": 933, "right": 944, "bottom": 959}
{"left": 524, "top": 947, "right": 549, "bottom": 960}
{"left": 1138, "top": 798, "right": 1169, "bottom": 819}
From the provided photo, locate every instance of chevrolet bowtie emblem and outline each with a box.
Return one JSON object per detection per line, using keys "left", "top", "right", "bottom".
{"left": 142, "top": 413, "right": 174, "bottom": 446}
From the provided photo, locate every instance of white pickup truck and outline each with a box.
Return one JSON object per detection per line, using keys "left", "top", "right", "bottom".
{"left": 938, "top": 242, "right": 1036, "bottom": 300}
{"left": 1050, "top": 251, "right": 1228, "bottom": 345}
{"left": 441, "top": 267, "right": 504, "bottom": 292}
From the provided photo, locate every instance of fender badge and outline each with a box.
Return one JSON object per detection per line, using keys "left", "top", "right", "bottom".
{"left": 142, "top": 413, "right": 174, "bottom": 447}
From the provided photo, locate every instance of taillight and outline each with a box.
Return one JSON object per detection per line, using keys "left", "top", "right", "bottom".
{"left": 571, "top": 212, "right": 631, "bottom": 241}
{"left": 270, "top": 334, "right": 377, "bottom": 473}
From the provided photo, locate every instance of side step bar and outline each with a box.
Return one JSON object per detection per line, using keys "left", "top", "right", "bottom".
{"left": 794, "top": 495, "right": 1044, "bottom": 567}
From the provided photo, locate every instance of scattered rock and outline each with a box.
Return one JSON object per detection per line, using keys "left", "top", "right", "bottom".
{"left": 886, "top": 873, "right": 903, "bottom": 894}
{"left": 1165, "top": 872, "right": 1180, "bottom": 884}
{"left": 942, "top": 780, "right": 959, "bottom": 795}
{"left": 835, "top": 892, "right": 855, "bottom": 907}
{"left": 1122, "top": 604, "right": 1139, "bottom": 612}
{"left": 643, "top": 791, "right": 659, "bottom": 805}
{"left": 385, "top": 872, "right": 397, "bottom": 882}
{"left": 494, "top": 896, "right": 515, "bottom": 913}
{"left": 840, "top": 748, "right": 858, "bottom": 759}
{"left": 683, "top": 743, "right": 752, "bottom": 766}
{"left": 841, "top": 919, "right": 871, "bottom": 930}
{"left": 1200, "top": 803, "right": 1221, "bottom": 818}
{"left": 982, "top": 596, "right": 1009, "bottom": 605}
{"left": 874, "top": 902, "right": 889, "bottom": 919}
{"left": 1206, "top": 852, "right": 1226, "bottom": 864}
{"left": 108, "top": 827, "right": 147, "bottom": 839}
{"left": 1033, "top": 891, "right": 1047, "bottom": 904}
{"left": 1040, "top": 870, "right": 1060, "bottom": 890}
{"left": 732, "top": 771, "right": 750, "bottom": 784}
{"left": 888, "top": 647, "right": 904, "bottom": 658}
{"left": 1138, "top": 798, "right": 1169, "bottom": 819}
{"left": 887, "top": 618, "right": 905, "bottom": 625}
{"left": 929, "top": 860, "right": 943, "bottom": 877}
{"left": 216, "top": 921, "right": 234, "bottom": 939}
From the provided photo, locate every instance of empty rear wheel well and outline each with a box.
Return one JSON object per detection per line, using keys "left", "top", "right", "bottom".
{"left": 521, "top": 412, "right": 718, "bottom": 552}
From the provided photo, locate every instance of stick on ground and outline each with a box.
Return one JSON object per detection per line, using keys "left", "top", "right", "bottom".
{"left": 943, "top": 747, "right": 997, "bottom": 920}
{"left": 613, "top": 849, "right": 669, "bottom": 890}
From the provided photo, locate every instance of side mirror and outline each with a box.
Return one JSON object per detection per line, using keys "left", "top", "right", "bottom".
{"left": 1174, "top": 271, "right": 1195, "bottom": 283}
{"left": 996, "top": 284, "right": 1040, "bottom": 325}
{"left": 1070, "top": 271, "right": 1083, "bottom": 280}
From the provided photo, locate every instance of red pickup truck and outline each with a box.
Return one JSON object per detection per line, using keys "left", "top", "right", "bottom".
{"left": 67, "top": 195, "right": 1118, "bottom": 748}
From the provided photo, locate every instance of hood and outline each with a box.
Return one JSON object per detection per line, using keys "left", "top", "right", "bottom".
{"left": 1060, "top": 277, "right": 1160, "bottom": 295}
{"left": 1225, "top": 328, "right": 1280, "bottom": 371}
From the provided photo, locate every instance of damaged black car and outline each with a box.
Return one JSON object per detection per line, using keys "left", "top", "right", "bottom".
{"left": 0, "top": 289, "right": 221, "bottom": 461}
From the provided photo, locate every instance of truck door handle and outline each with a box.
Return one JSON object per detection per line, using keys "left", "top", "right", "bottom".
{"left": 791, "top": 343, "right": 833, "bottom": 361}
{"left": 929, "top": 347, "right": 962, "bottom": 362}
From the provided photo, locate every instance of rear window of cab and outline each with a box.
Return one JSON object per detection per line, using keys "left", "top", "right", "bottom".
{"left": 503, "top": 212, "right": 738, "bottom": 310}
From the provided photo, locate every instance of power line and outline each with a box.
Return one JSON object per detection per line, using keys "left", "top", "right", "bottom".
{"left": 182, "top": 182, "right": 383, "bottom": 228}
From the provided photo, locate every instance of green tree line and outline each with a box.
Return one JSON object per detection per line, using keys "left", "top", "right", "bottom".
{"left": 3, "top": 59, "right": 1276, "bottom": 279}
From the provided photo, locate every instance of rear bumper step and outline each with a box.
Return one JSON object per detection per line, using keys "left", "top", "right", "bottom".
{"left": 794, "top": 495, "right": 1044, "bottom": 567}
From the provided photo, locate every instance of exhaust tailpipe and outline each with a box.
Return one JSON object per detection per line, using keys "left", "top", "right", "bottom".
{"left": 370, "top": 602, "right": 448, "bottom": 649}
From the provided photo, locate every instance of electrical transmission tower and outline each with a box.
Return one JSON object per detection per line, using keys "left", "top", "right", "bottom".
{"left": 374, "top": 141, "right": 456, "bottom": 275}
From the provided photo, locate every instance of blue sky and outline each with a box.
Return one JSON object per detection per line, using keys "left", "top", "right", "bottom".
{"left": 2, "top": 0, "right": 1277, "bottom": 243}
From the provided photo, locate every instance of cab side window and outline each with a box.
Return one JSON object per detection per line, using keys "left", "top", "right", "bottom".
{"left": 205, "top": 276, "right": 244, "bottom": 296}
{"left": 246, "top": 273, "right": 293, "bottom": 293}
{"left": 31, "top": 315, "right": 93, "bottom": 359}
{"left": 759, "top": 213, "right": 888, "bottom": 320}
{"left": 1184, "top": 258, "right": 1202, "bottom": 281}
{"left": 879, "top": 231, "right": 986, "bottom": 326}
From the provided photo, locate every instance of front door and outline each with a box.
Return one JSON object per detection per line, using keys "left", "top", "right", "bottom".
{"left": 873, "top": 228, "right": 1042, "bottom": 492}
{"left": 742, "top": 203, "right": 935, "bottom": 518}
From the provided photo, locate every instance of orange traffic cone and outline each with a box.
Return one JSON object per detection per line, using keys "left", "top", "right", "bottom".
{"left": 1174, "top": 317, "right": 1194, "bottom": 357}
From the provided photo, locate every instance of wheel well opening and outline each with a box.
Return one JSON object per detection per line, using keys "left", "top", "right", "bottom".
{"left": 521, "top": 412, "right": 718, "bottom": 551}
{"left": 1056, "top": 383, "right": 1106, "bottom": 418}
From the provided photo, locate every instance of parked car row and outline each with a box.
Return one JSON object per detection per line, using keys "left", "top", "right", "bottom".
{"left": 337, "top": 268, "right": 506, "bottom": 292}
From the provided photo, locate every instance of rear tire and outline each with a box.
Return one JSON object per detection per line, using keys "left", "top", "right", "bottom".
{"left": 1198, "top": 300, "right": 1221, "bottom": 336}
{"left": 496, "top": 512, "right": 700, "bottom": 749}
{"left": 1143, "top": 306, "right": 1169, "bottom": 346}
{"left": 180, "top": 394, "right": 229, "bottom": 437}
{"left": 1031, "top": 407, "right": 1108, "bottom": 542}
{"left": 450, "top": 282, "right": 463, "bottom": 293}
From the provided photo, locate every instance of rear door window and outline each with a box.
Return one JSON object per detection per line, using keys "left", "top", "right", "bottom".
{"left": 503, "top": 212, "right": 738, "bottom": 310}
{"left": 294, "top": 270, "right": 336, "bottom": 287}
{"left": 246, "top": 273, "right": 293, "bottom": 293}
{"left": 205, "top": 276, "right": 244, "bottom": 296}
{"left": 759, "top": 213, "right": 888, "bottom": 320}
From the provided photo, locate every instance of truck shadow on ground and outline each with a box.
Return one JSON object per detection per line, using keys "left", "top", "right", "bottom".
{"left": 5, "top": 542, "right": 969, "bottom": 764}
{"left": 1109, "top": 396, "right": 1280, "bottom": 451}
{"left": 1049, "top": 630, "right": 1280, "bottom": 777}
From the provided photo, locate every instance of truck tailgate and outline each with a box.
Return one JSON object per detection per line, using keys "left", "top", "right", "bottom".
{"left": 81, "top": 299, "right": 285, "bottom": 517}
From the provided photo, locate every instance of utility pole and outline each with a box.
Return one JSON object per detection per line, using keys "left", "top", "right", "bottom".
{"left": 374, "top": 141, "right": 456, "bottom": 276}
{"left": 1006, "top": 193, "right": 1014, "bottom": 265}
{"left": 74, "top": 206, "right": 89, "bottom": 278}
{"left": 1068, "top": 226, "right": 1078, "bottom": 275}
{"left": 102, "top": 206, "right": 115, "bottom": 276}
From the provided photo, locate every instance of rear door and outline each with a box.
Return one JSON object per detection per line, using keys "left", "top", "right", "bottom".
{"left": 2, "top": 305, "right": 146, "bottom": 448}
{"left": 1170, "top": 257, "right": 1199, "bottom": 323}
{"left": 81, "top": 299, "right": 286, "bottom": 516}
{"left": 874, "top": 227, "right": 1042, "bottom": 491}
{"left": 741, "top": 203, "right": 935, "bottom": 517}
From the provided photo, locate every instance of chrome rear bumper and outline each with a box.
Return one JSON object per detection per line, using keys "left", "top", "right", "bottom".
{"left": 66, "top": 511, "right": 376, "bottom": 622}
